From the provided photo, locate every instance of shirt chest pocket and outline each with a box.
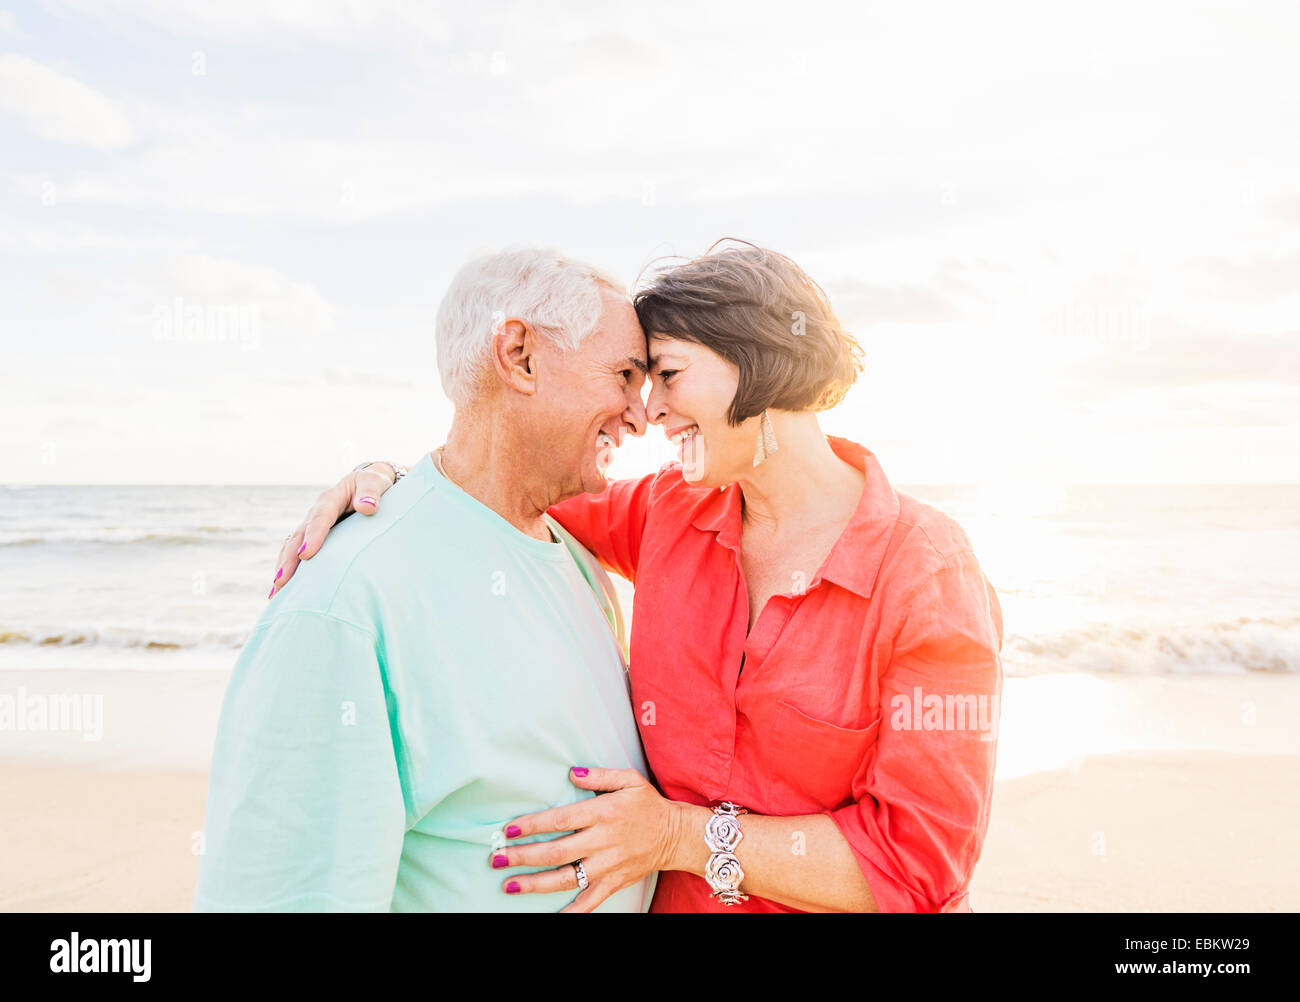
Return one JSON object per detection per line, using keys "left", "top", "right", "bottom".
{"left": 759, "top": 700, "right": 881, "bottom": 813}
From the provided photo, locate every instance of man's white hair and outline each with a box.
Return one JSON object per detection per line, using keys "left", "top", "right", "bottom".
{"left": 436, "top": 246, "right": 627, "bottom": 406}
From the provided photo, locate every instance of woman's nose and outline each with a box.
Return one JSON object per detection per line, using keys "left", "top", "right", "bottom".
{"left": 645, "top": 386, "right": 668, "bottom": 425}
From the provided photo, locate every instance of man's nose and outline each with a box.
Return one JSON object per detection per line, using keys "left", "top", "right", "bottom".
{"left": 623, "top": 392, "right": 648, "bottom": 438}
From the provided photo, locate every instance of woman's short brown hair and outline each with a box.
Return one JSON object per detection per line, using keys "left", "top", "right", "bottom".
{"left": 633, "top": 240, "right": 863, "bottom": 425}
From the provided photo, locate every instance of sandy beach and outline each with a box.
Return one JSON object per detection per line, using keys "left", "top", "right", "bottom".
{"left": 2, "top": 669, "right": 1297, "bottom": 912}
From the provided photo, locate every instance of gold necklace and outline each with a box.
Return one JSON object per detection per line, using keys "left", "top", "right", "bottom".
{"left": 432, "top": 446, "right": 460, "bottom": 489}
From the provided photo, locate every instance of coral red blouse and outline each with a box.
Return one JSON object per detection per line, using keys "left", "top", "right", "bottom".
{"left": 548, "top": 436, "right": 1003, "bottom": 913}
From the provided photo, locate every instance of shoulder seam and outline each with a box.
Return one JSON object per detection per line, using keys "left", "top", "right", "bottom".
{"left": 317, "top": 477, "right": 445, "bottom": 616}
{"left": 251, "top": 607, "right": 379, "bottom": 642}
{"left": 895, "top": 518, "right": 975, "bottom": 572}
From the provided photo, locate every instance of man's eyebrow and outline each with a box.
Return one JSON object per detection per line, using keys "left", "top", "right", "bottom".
{"left": 622, "top": 356, "right": 648, "bottom": 373}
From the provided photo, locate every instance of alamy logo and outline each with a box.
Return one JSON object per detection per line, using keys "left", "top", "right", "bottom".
{"left": 0, "top": 688, "right": 102, "bottom": 741}
{"left": 49, "top": 933, "right": 151, "bottom": 982}
{"left": 889, "top": 686, "right": 1000, "bottom": 741}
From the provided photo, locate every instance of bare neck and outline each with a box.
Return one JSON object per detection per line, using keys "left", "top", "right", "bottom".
{"left": 438, "top": 406, "right": 560, "bottom": 543}
{"left": 735, "top": 415, "right": 864, "bottom": 533}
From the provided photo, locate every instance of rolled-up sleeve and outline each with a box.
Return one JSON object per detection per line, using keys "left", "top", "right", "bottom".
{"left": 194, "top": 610, "right": 409, "bottom": 912}
{"left": 547, "top": 472, "right": 656, "bottom": 583}
{"left": 827, "top": 550, "right": 1004, "bottom": 913}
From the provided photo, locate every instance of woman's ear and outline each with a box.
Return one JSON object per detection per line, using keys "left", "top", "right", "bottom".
{"left": 490, "top": 317, "right": 539, "bottom": 395}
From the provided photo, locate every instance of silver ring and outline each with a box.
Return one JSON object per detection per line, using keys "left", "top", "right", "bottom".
{"left": 573, "top": 860, "right": 589, "bottom": 891}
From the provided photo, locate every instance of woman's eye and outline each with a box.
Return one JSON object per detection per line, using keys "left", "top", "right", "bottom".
{"left": 658, "top": 370, "right": 677, "bottom": 382}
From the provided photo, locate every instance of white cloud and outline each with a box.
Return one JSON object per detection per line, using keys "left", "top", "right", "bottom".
{"left": 51, "top": 0, "right": 447, "bottom": 48}
{"left": 0, "top": 52, "right": 133, "bottom": 149}
{"left": 5, "top": 2, "right": 1300, "bottom": 483}
{"left": 8, "top": 250, "right": 339, "bottom": 359}
{"left": 157, "top": 252, "right": 336, "bottom": 340}
{"left": 0, "top": 221, "right": 198, "bottom": 255}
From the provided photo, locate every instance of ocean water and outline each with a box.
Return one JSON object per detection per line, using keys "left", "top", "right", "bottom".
{"left": 1, "top": 483, "right": 1297, "bottom": 676}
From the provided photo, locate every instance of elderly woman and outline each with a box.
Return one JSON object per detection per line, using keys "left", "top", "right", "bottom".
{"left": 272, "top": 242, "right": 1003, "bottom": 913}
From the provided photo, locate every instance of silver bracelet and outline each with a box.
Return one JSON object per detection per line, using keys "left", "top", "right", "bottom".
{"left": 704, "top": 802, "right": 749, "bottom": 905}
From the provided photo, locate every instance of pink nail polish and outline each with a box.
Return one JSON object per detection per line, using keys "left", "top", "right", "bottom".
{"left": 505, "top": 824, "right": 521, "bottom": 838}
{"left": 359, "top": 496, "right": 376, "bottom": 505}
{"left": 268, "top": 587, "right": 275, "bottom": 599}
{"left": 572, "top": 767, "right": 589, "bottom": 777}
{"left": 492, "top": 854, "right": 509, "bottom": 869}
{"left": 506, "top": 881, "right": 521, "bottom": 894}
{"left": 297, "top": 543, "right": 306, "bottom": 556}
{"left": 274, "top": 568, "right": 282, "bottom": 581}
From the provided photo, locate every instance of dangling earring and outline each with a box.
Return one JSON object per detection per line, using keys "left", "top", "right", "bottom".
{"left": 752, "top": 409, "right": 779, "bottom": 466}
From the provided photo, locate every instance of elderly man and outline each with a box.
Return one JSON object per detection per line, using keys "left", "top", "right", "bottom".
{"left": 194, "top": 248, "right": 654, "bottom": 912}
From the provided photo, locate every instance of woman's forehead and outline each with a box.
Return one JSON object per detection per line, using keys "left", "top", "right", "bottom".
{"left": 648, "top": 332, "right": 693, "bottom": 354}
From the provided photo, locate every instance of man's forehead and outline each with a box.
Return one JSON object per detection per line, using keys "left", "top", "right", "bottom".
{"left": 601, "top": 288, "right": 640, "bottom": 327}
{"left": 598, "top": 339, "right": 648, "bottom": 370}
{"left": 593, "top": 297, "right": 648, "bottom": 363}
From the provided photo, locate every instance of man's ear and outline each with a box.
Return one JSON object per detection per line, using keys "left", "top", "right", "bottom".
{"left": 490, "top": 318, "right": 539, "bottom": 395}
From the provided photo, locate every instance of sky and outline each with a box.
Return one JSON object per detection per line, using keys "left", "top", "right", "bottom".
{"left": 2, "top": 0, "right": 1298, "bottom": 485}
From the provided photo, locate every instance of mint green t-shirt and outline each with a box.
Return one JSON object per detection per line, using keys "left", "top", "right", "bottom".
{"left": 194, "top": 453, "right": 656, "bottom": 912}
